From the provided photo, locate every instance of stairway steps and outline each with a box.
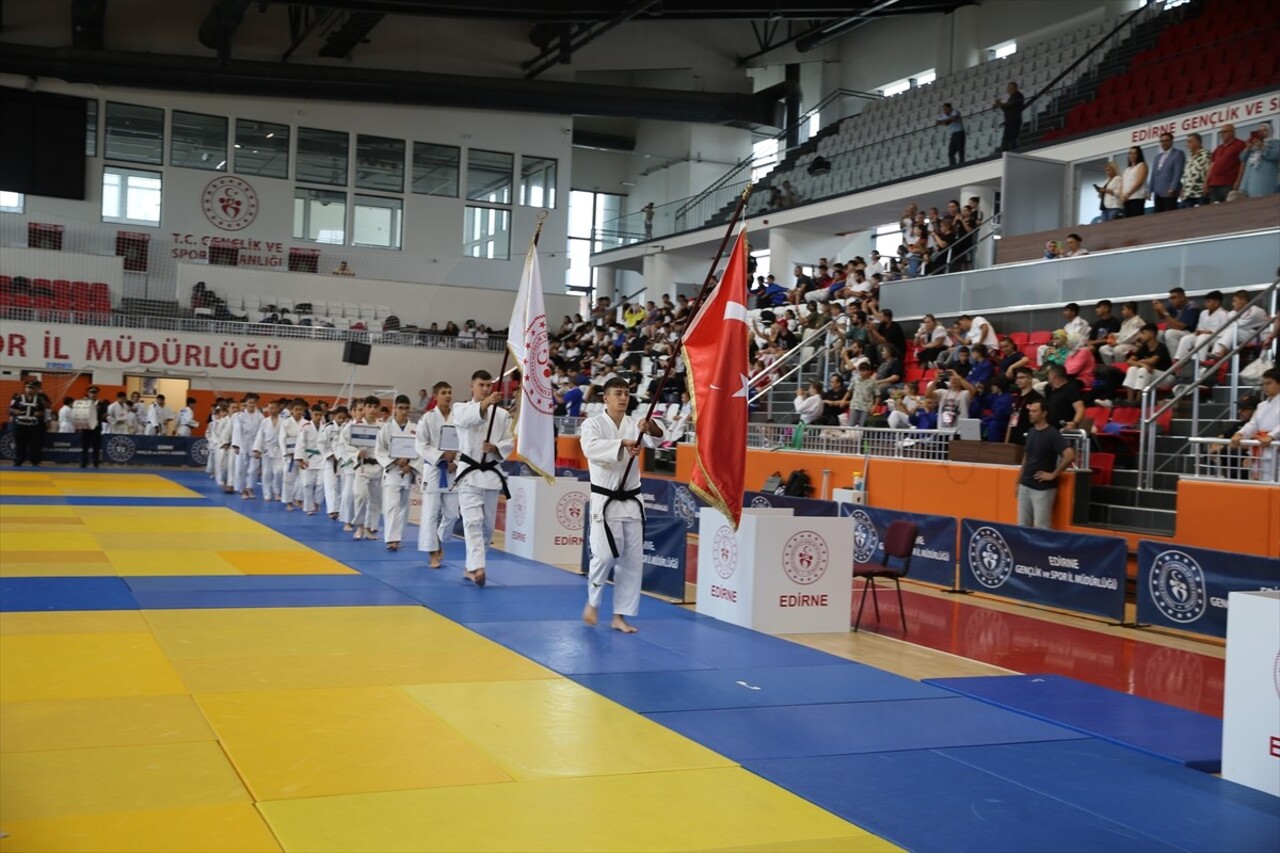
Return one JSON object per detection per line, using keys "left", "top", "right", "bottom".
{"left": 1086, "top": 503, "right": 1177, "bottom": 535}
{"left": 1090, "top": 485, "right": 1177, "bottom": 510}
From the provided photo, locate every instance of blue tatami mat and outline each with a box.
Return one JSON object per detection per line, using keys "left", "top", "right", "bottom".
{"left": 628, "top": 618, "right": 855, "bottom": 670}
{"left": 924, "top": 673, "right": 1224, "bottom": 771}
{"left": 128, "top": 586, "right": 418, "bottom": 610}
{"left": 1, "top": 576, "right": 139, "bottom": 611}
{"left": 123, "top": 574, "right": 396, "bottom": 593}
{"left": 746, "top": 750, "right": 1181, "bottom": 853}
{"left": 574, "top": 662, "right": 949, "bottom": 713}
{"left": 938, "top": 739, "right": 1280, "bottom": 853}
{"left": 648, "top": 697, "right": 1087, "bottom": 761}
{"left": 471, "top": 619, "right": 717, "bottom": 674}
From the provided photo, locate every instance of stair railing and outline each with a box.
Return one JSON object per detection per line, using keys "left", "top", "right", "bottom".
{"left": 1137, "top": 277, "right": 1279, "bottom": 490}
{"left": 746, "top": 321, "right": 837, "bottom": 420}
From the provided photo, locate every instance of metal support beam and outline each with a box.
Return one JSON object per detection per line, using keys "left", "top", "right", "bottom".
{"left": 521, "top": 0, "right": 659, "bottom": 80}
{"left": 198, "top": 0, "right": 254, "bottom": 64}
{"left": 283, "top": 4, "right": 335, "bottom": 61}
{"left": 318, "top": 10, "right": 384, "bottom": 58}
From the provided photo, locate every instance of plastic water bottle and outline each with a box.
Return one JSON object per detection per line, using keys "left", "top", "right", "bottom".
{"left": 853, "top": 474, "right": 864, "bottom": 493}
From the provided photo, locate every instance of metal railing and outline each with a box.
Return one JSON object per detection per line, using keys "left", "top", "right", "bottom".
{"left": 746, "top": 422, "right": 954, "bottom": 461}
{"left": 0, "top": 306, "right": 508, "bottom": 352}
{"left": 1138, "top": 278, "right": 1279, "bottom": 489}
{"left": 746, "top": 321, "right": 836, "bottom": 418}
{"left": 1186, "top": 437, "right": 1279, "bottom": 484}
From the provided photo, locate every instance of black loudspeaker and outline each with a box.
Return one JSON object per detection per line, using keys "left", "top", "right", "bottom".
{"left": 342, "top": 341, "right": 371, "bottom": 365}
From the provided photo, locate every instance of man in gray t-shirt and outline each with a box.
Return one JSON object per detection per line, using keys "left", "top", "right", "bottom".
{"left": 1017, "top": 399, "right": 1075, "bottom": 529}
{"left": 936, "top": 103, "right": 966, "bottom": 167}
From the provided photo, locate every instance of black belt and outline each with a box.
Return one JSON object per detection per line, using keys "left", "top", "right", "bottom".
{"left": 591, "top": 483, "right": 644, "bottom": 559}
{"left": 455, "top": 454, "right": 510, "bottom": 499}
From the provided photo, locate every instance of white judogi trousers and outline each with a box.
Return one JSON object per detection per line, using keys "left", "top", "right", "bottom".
{"left": 323, "top": 462, "right": 343, "bottom": 515}
{"left": 459, "top": 486, "right": 499, "bottom": 571}
{"left": 352, "top": 464, "right": 383, "bottom": 530}
{"left": 259, "top": 454, "right": 282, "bottom": 502}
{"left": 299, "top": 465, "right": 323, "bottom": 513}
{"left": 381, "top": 469, "right": 414, "bottom": 543}
{"left": 281, "top": 459, "right": 300, "bottom": 504}
{"left": 339, "top": 470, "right": 357, "bottom": 523}
{"left": 587, "top": 516, "right": 644, "bottom": 617}
{"left": 233, "top": 450, "right": 258, "bottom": 493}
{"left": 418, "top": 487, "right": 461, "bottom": 552}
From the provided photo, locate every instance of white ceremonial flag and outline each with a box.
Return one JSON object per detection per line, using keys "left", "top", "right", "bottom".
{"left": 507, "top": 238, "right": 555, "bottom": 482}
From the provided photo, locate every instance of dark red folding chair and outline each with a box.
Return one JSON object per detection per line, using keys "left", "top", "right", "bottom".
{"left": 853, "top": 519, "right": 918, "bottom": 634}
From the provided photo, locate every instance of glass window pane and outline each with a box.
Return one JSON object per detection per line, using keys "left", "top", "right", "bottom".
{"left": 353, "top": 194, "right": 402, "bottom": 249}
{"left": 293, "top": 188, "right": 346, "bottom": 244}
{"left": 104, "top": 102, "right": 164, "bottom": 165}
{"left": 463, "top": 205, "right": 510, "bottom": 260}
{"left": 1, "top": 191, "right": 25, "bottom": 213}
{"left": 466, "top": 149, "right": 512, "bottom": 203}
{"left": 297, "top": 127, "right": 349, "bottom": 186}
{"left": 102, "top": 167, "right": 161, "bottom": 226}
{"left": 568, "top": 190, "right": 595, "bottom": 239}
{"left": 85, "top": 99, "right": 98, "bottom": 157}
{"left": 520, "top": 156, "right": 557, "bottom": 208}
{"left": 412, "top": 142, "right": 459, "bottom": 197}
{"left": 170, "top": 111, "right": 228, "bottom": 171}
{"left": 234, "top": 119, "right": 289, "bottom": 179}
{"left": 355, "top": 135, "right": 405, "bottom": 193}
{"left": 567, "top": 237, "right": 593, "bottom": 291}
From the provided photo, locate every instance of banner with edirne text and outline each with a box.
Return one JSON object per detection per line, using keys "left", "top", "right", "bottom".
{"left": 960, "top": 519, "right": 1127, "bottom": 621}
{"left": 841, "top": 504, "right": 957, "bottom": 588}
{"left": 1136, "top": 541, "right": 1280, "bottom": 639}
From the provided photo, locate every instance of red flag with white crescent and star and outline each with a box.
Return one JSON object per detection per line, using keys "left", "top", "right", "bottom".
{"left": 683, "top": 226, "right": 750, "bottom": 529}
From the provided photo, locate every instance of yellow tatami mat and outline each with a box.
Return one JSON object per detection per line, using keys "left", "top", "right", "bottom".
{"left": 0, "top": 471, "right": 202, "bottom": 498}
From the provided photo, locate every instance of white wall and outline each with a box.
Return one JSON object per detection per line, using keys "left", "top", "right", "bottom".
{"left": 0, "top": 248, "right": 123, "bottom": 291}
{"left": 0, "top": 75, "right": 572, "bottom": 300}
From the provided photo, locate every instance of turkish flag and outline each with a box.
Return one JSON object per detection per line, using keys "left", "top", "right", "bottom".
{"left": 683, "top": 227, "right": 750, "bottom": 528}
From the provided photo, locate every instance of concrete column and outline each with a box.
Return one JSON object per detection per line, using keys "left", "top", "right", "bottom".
{"left": 594, "top": 265, "right": 616, "bottom": 302}
{"left": 642, "top": 252, "right": 676, "bottom": 300}
{"left": 767, "top": 227, "right": 803, "bottom": 280}
{"left": 962, "top": 184, "right": 998, "bottom": 269}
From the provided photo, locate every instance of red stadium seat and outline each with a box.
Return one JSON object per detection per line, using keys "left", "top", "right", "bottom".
{"left": 1028, "top": 331, "right": 1052, "bottom": 346}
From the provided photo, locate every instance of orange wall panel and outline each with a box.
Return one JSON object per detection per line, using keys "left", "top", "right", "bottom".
{"left": 1176, "top": 480, "right": 1280, "bottom": 558}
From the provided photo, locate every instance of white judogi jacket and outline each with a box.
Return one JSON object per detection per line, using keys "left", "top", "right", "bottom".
{"left": 253, "top": 416, "right": 283, "bottom": 459}
{"left": 177, "top": 406, "right": 199, "bottom": 436}
{"left": 415, "top": 407, "right": 457, "bottom": 493}
{"left": 278, "top": 416, "right": 302, "bottom": 465}
{"left": 580, "top": 412, "right": 664, "bottom": 523}
{"left": 452, "top": 400, "right": 514, "bottom": 493}
{"left": 294, "top": 419, "right": 323, "bottom": 466}
{"left": 375, "top": 417, "right": 421, "bottom": 487}
{"left": 230, "top": 409, "right": 264, "bottom": 451}
{"left": 106, "top": 401, "right": 132, "bottom": 434}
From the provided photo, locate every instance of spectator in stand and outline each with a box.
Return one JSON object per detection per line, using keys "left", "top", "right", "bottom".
{"left": 936, "top": 102, "right": 966, "bottom": 167}
{"left": 1087, "top": 300, "right": 1122, "bottom": 357}
{"left": 1180, "top": 132, "right": 1211, "bottom": 207}
{"left": 1174, "top": 290, "right": 1228, "bottom": 366}
{"left": 1100, "top": 300, "right": 1146, "bottom": 364}
{"left": 1230, "top": 368, "right": 1280, "bottom": 482}
{"left": 1154, "top": 287, "right": 1199, "bottom": 355}
{"left": 1096, "top": 161, "right": 1124, "bottom": 221}
{"left": 1148, "top": 132, "right": 1186, "bottom": 213}
{"left": 1006, "top": 367, "right": 1043, "bottom": 445}
{"left": 940, "top": 314, "right": 997, "bottom": 367}
{"left": 1061, "top": 303, "right": 1091, "bottom": 341}
{"left": 787, "top": 265, "right": 816, "bottom": 306}
{"left": 996, "top": 337, "right": 1029, "bottom": 378}
{"left": 1043, "top": 364, "right": 1085, "bottom": 432}
{"left": 932, "top": 370, "right": 972, "bottom": 430}
{"left": 913, "top": 314, "right": 949, "bottom": 366}
{"left": 1063, "top": 334, "right": 1097, "bottom": 402}
{"left": 1206, "top": 123, "right": 1246, "bottom": 203}
{"left": 1017, "top": 399, "right": 1075, "bottom": 529}
{"left": 865, "top": 250, "right": 885, "bottom": 279}
{"left": 869, "top": 309, "right": 907, "bottom": 361}
{"left": 1236, "top": 123, "right": 1279, "bottom": 199}
{"left": 1217, "top": 289, "right": 1272, "bottom": 359}
{"left": 994, "top": 82, "right": 1024, "bottom": 152}
{"left": 849, "top": 362, "right": 879, "bottom": 426}
{"left": 622, "top": 301, "right": 647, "bottom": 328}
{"left": 819, "top": 374, "right": 850, "bottom": 426}
{"left": 966, "top": 344, "right": 995, "bottom": 389}
{"left": 910, "top": 393, "right": 940, "bottom": 430}
{"left": 333, "top": 261, "right": 355, "bottom": 276}
{"left": 1043, "top": 240, "right": 1062, "bottom": 260}
{"left": 1062, "top": 233, "right": 1089, "bottom": 257}
{"left": 752, "top": 274, "right": 789, "bottom": 309}
{"left": 1121, "top": 323, "right": 1174, "bottom": 404}
{"left": 1035, "top": 330, "right": 1071, "bottom": 382}
{"left": 1119, "top": 146, "right": 1148, "bottom": 218}
{"left": 779, "top": 181, "right": 799, "bottom": 208}
{"left": 794, "top": 380, "right": 824, "bottom": 425}
{"left": 1209, "top": 395, "right": 1259, "bottom": 480}
{"left": 873, "top": 344, "right": 904, "bottom": 398}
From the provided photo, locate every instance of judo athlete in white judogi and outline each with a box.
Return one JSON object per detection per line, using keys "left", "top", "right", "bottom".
{"left": 416, "top": 381, "right": 461, "bottom": 568}
{"left": 580, "top": 378, "right": 665, "bottom": 633}
{"left": 214, "top": 402, "right": 238, "bottom": 492}
{"left": 177, "top": 398, "right": 200, "bottom": 437}
{"left": 338, "top": 400, "right": 363, "bottom": 530}
{"left": 320, "top": 406, "right": 349, "bottom": 519}
{"left": 252, "top": 401, "right": 284, "bottom": 502}
{"left": 348, "top": 396, "right": 384, "bottom": 540}
{"left": 294, "top": 404, "right": 327, "bottom": 514}
{"left": 376, "top": 395, "right": 420, "bottom": 550}
{"left": 452, "top": 370, "right": 514, "bottom": 586}
{"left": 279, "top": 400, "right": 306, "bottom": 510}
{"left": 230, "top": 394, "right": 264, "bottom": 497}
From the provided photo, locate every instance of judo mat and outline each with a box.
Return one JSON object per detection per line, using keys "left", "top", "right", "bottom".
{"left": 923, "top": 674, "right": 1224, "bottom": 771}
{"left": 2, "top": 469, "right": 1275, "bottom": 853}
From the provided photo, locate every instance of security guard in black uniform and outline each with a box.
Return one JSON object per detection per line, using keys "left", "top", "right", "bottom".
{"left": 9, "top": 379, "right": 48, "bottom": 466}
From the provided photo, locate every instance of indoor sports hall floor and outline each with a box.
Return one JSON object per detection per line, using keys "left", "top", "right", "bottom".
{"left": 1, "top": 469, "right": 1276, "bottom": 853}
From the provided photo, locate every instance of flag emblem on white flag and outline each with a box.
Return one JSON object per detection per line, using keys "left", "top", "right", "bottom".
{"left": 507, "top": 239, "right": 555, "bottom": 482}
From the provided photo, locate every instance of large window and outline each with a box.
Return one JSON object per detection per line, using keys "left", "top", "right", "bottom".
{"left": 171, "top": 111, "right": 228, "bottom": 171}
{"left": 878, "top": 69, "right": 936, "bottom": 98}
{"left": 353, "top": 195, "right": 402, "bottom": 250}
{"left": 85, "top": 99, "right": 98, "bottom": 157}
{"left": 235, "top": 119, "right": 290, "bottom": 179}
{"left": 567, "top": 189, "right": 623, "bottom": 294}
{"left": 988, "top": 41, "right": 1017, "bottom": 61}
{"left": 412, "top": 142, "right": 460, "bottom": 197}
{"left": 296, "top": 127, "right": 349, "bottom": 186}
{"left": 104, "top": 102, "right": 164, "bottom": 165}
{"left": 355, "top": 135, "right": 405, "bottom": 193}
{"left": 293, "top": 188, "right": 346, "bottom": 244}
{"left": 466, "top": 149, "right": 513, "bottom": 203}
{"left": 102, "top": 167, "right": 162, "bottom": 226}
{"left": 0, "top": 191, "right": 24, "bottom": 214}
{"left": 464, "top": 205, "right": 511, "bottom": 260}
{"left": 519, "top": 156, "right": 557, "bottom": 208}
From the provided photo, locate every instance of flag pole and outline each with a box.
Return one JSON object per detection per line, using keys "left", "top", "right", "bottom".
{"left": 615, "top": 185, "right": 752, "bottom": 477}
{"left": 486, "top": 210, "right": 549, "bottom": 443}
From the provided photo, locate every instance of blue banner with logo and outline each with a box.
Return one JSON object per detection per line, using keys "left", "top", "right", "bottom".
{"left": 743, "top": 490, "right": 839, "bottom": 517}
{"left": 960, "top": 519, "right": 1127, "bottom": 621}
{"left": 839, "top": 504, "right": 958, "bottom": 588}
{"left": 1, "top": 432, "right": 209, "bottom": 468}
{"left": 579, "top": 515, "right": 687, "bottom": 601}
{"left": 1136, "top": 541, "right": 1280, "bottom": 638}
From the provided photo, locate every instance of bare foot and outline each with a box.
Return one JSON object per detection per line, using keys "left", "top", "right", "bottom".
{"left": 353, "top": 528, "right": 364, "bottom": 540}
{"left": 465, "top": 568, "right": 486, "bottom": 587}
{"left": 582, "top": 603, "right": 599, "bottom": 627}
{"left": 386, "top": 541, "right": 399, "bottom": 552}
{"left": 343, "top": 524, "right": 353, "bottom": 532}
{"left": 285, "top": 504, "right": 295, "bottom": 512}
{"left": 429, "top": 550, "right": 443, "bottom": 569}
{"left": 329, "top": 513, "right": 339, "bottom": 520}
{"left": 611, "top": 615, "right": 637, "bottom": 634}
